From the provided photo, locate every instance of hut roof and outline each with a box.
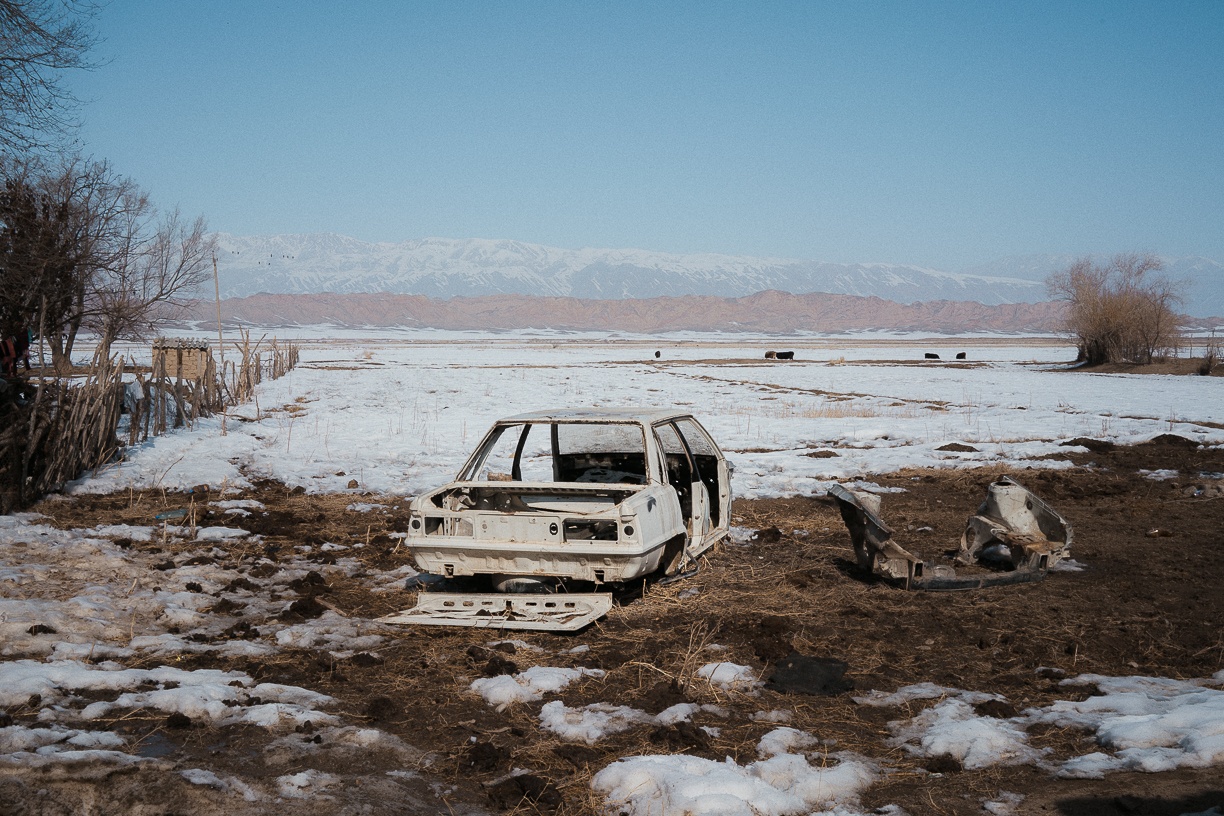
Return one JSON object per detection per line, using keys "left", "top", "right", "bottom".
{"left": 153, "top": 338, "right": 210, "bottom": 350}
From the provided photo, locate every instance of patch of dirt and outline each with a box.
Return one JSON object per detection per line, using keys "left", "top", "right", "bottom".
{"left": 1062, "top": 356, "right": 1224, "bottom": 377}
{"left": 14, "top": 438, "right": 1224, "bottom": 814}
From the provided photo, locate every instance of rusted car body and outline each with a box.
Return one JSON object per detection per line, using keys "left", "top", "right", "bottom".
{"left": 379, "top": 409, "right": 731, "bottom": 629}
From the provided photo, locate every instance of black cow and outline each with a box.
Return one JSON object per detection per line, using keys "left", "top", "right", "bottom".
{"left": 955, "top": 352, "right": 967, "bottom": 360}
{"left": 776, "top": 351, "right": 795, "bottom": 360}
{"left": 924, "top": 353, "right": 940, "bottom": 360}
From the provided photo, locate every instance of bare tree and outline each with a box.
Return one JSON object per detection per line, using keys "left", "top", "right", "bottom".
{"left": 1, "top": 155, "right": 215, "bottom": 370}
{"left": 2, "top": 155, "right": 138, "bottom": 368}
{"left": 0, "top": 0, "right": 98, "bottom": 155}
{"left": 87, "top": 208, "right": 215, "bottom": 348}
{"left": 1047, "top": 253, "right": 1182, "bottom": 366}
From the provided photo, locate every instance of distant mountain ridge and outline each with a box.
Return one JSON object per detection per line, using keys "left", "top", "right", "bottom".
{"left": 210, "top": 234, "right": 1224, "bottom": 317}
{"left": 212, "top": 233, "right": 1045, "bottom": 306}
{"left": 185, "top": 290, "right": 1066, "bottom": 334}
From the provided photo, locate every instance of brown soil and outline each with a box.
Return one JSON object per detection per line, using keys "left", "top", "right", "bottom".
{"left": 13, "top": 438, "right": 1224, "bottom": 816}
{"left": 1063, "top": 357, "right": 1224, "bottom": 377}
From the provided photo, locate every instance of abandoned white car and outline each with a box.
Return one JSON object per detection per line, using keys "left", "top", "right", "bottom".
{"left": 379, "top": 409, "right": 731, "bottom": 630}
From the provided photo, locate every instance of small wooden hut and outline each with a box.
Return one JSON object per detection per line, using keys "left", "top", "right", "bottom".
{"left": 152, "top": 338, "right": 213, "bottom": 381}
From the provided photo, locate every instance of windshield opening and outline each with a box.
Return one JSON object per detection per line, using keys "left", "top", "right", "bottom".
{"left": 460, "top": 421, "right": 649, "bottom": 484}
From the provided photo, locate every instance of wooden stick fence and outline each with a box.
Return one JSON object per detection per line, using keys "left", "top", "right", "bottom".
{"left": 127, "top": 331, "right": 299, "bottom": 444}
{"left": 2, "top": 346, "right": 125, "bottom": 513}
{"left": 2, "top": 333, "right": 301, "bottom": 512}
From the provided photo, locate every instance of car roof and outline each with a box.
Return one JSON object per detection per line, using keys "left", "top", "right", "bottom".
{"left": 499, "top": 408, "right": 695, "bottom": 424}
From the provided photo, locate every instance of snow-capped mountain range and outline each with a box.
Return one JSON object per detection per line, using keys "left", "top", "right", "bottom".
{"left": 210, "top": 233, "right": 1224, "bottom": 317}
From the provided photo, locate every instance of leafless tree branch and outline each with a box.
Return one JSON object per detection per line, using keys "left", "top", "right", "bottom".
{"left": 0, "top": 0, "right": 99, "bottom": 155}
{"left": 2, "top": 154, "right": 215, "bottom": 371}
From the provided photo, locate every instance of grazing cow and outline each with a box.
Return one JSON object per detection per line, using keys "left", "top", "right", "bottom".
{"left": 776, "top": 351, "right": 795, "bottom": 360}
{"left": 955, "top": 352, "right": 967, "bottom": 360}
{"left": 654, "top": 350, "right": 661, "bottom": 359}
{"left": 765, "top": 351, "right": 777, "bottom": 359}
{"left": 924, "top": 353, "right": 940, "bottom": 360}
{"left": 1, "top": 330, "right": 32, "bottom": 377}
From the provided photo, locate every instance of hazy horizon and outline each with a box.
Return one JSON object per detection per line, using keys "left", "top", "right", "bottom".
{"left": 208, "top": 228, "right": 1223, "bottom": 274}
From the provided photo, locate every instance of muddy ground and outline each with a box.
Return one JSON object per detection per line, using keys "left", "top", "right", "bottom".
{"left": 10, "top": 435, "right": 1224, "bottom": 816}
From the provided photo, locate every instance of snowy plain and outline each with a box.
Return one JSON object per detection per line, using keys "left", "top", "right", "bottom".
{"left": 80, "top": 330, "right": 1224, "bottom": 500}
{"left": 3, "top": 329, "right": 1224, "bottom": 815}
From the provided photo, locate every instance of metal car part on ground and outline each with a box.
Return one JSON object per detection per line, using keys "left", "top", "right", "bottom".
{"left": 377, "top": 409, "right": 732, "bottom": 631}
{"left": 828, "top": 476, "right": 1071, "bottom": 590}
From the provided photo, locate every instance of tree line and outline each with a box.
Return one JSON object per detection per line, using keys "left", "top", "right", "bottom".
{"left": 0, "top": 0, "right": 221, "bottom": 513}
{"left": 1, "top": 155, "right": 214, "bottom": 370}
{"left": 1, "top": 1, "right": 213, "bottom": 370}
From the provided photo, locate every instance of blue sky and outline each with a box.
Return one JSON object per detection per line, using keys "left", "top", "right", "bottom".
{"left": 68, "top": 1, "right": 1223, "bottom": 269}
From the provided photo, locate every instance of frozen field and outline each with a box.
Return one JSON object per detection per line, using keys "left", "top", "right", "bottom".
{"left": 86, "top": 331, "right": 1224, "bottom": 500}
{"left": 3, "top": 330, "right": 1223, "bottom": 815}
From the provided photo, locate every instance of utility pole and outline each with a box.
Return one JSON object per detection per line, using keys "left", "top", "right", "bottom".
{"left": 213, "top": 254, "right": 227, "bottom": 436}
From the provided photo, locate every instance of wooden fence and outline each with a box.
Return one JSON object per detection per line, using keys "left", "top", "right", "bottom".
{"left": 1, "top": 346, "right": 125, "bottom": 513}
{"left": 125, "top": 351, "right": 225, "bottom": 444}
{"left": 126, "top": 331, "right": 299, "bottom": 444}
{"left": 1, "top": 333, "right": 301, "bottom": 512}
{"left": 225, "top": 331, "right": 299, "bottom": 405}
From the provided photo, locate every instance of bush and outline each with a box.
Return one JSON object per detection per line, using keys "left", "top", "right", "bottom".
{"left": 1200, "top": 332, "right": 1220, "bottom": 376}
{"left": 1047, "top": 254, "right": 1182, "bottom": 366}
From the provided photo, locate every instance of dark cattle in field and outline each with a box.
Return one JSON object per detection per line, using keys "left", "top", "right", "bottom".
{"left": 924, "top": 353, "right": 940, "bottom": 360}
{"left": 765, "top": 351, "right": 777, "bottom": 359}
{"left": 955, "top": 352, "right": 966, "bottom": 360}
{"left": 654, "top": 351, "right": 660, "bottom": 359}
{"left": 776, "top": 351, "right": 795, "bottom": 360}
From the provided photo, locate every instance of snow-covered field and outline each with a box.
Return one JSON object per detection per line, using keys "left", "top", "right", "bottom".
{"left": 84, "top": 331, "right": 1224, "bottom": 499}
{"left": 4, "top": 330, "right": 1223, "bottom": 815}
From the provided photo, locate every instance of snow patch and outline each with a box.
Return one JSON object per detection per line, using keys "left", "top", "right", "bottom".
{"left": 888, "top": 698, "right": 1042, "bottom": 769}
{"left": 470, "top": 666, "right": 605, "bottom": 711}
{"left": 538, "top": 701, "right": 654, "bottom": 744}
{"left": 697, "top": 662, "right": 761, "bottom": 693}
{"left": 592, "top": 749, "right": 878, "bottom": 816}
